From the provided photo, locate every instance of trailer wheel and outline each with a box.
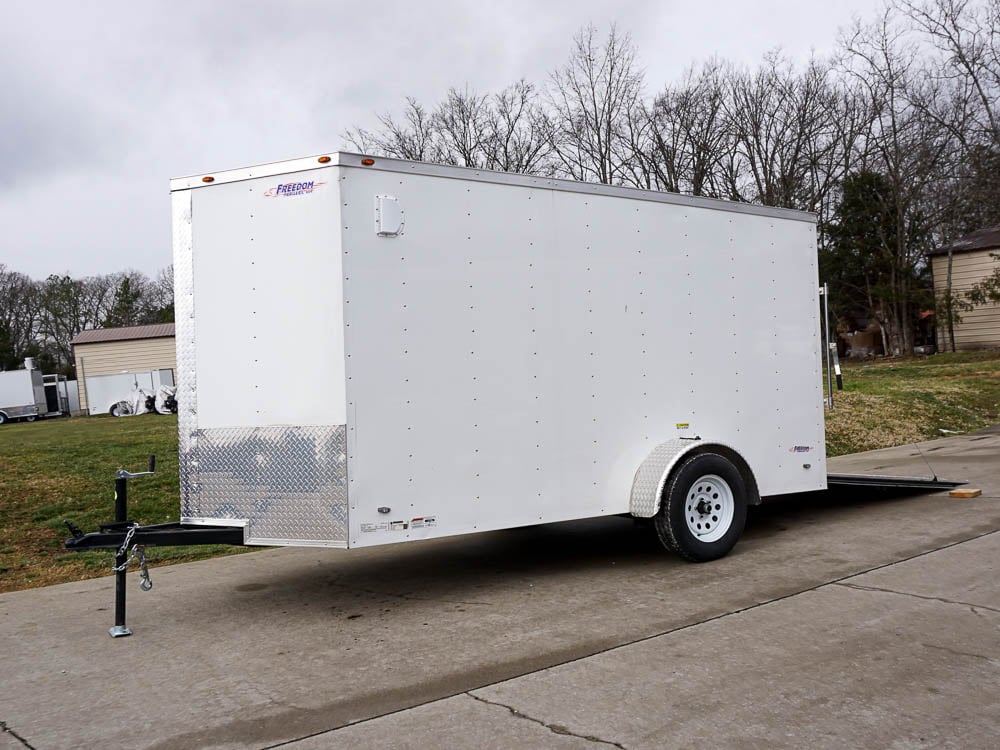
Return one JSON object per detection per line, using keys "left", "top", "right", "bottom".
{"left": 25, "top": 415, "right": 37, "bottom": 423}
{"left": 654, "top": 453, "right": 747, "bottom": 562}
{"left": 0, "top": 412, "right": 7, "bottom": 425}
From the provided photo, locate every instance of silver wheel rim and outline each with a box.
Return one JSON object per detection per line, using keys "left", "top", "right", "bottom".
{"left": 685, "top": 474, "right": 734, "bottom": 543}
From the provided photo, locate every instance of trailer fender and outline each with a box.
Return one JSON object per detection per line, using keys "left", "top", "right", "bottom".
{"left": 630, "top": 440, "right": 761, "bottom": 518}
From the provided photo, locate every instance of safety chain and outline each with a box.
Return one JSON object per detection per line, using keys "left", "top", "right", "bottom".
{"left": 110, "top": 522, "right": 153, "bottom": 591}
{"left": 138, "top": 547, "right": 153, "bottom": 591}
{"left": 111, "top": 523, "right": 140, "bottom": 571}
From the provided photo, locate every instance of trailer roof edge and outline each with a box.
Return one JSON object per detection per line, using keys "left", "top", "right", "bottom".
{"left": 170, "top": 152, "right": 817, "bottom": 224}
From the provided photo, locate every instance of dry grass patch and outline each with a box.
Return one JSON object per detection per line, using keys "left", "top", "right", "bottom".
{"left": 825, "top": 351, "right": 1000, "bottom": 455}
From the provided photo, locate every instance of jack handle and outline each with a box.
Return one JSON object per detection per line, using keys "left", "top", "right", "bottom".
{"left": 117, "top": 454, "right": 156, "bottom": 480}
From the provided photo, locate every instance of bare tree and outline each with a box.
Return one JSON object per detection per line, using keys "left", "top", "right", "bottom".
{"left": 897, "top": 0, "right": 1000, "bottom": 144}
{"left": 148, "top": 265, "right": 175, "bottom": 322}
{"left": 36, "top": 274, "right": 114, "bottom": 367}
{"left": 648, "top": 60, "right": 734, "bottom": 197}
{"left": 343, "top": 97, "right": 445, "bottom": 162}
{"left": 896, "top": 0, "right": 1000, "bottom": 237}
{"left": 546, "top": 24, "right": 646, "bottom": 184}
{"left": 814, "top": 82, "right": 880, "bottom": 240}
{"left": 343, "top": 84, "right": 554, "bottom": 175}
{"left": 483, "top": 84, "right": 543, "bottom": 172}
{"left": 482, "top": 81, "right": 555, "bottom": 174}
{"left": 722, "top": 53, "right": 846, "bottom": 210}
{"left": 432, "top": 86, "right": 491, "bottom": 167}
{"left": 841, "top": 10, "right": 961, "bottom": 353}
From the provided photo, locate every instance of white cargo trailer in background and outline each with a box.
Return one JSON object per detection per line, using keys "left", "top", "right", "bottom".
{"left": 168, "top": 152, "right": 827, "bottom": 561}
{"left": 0, "top": 360, "right": 70, "bottom": 424}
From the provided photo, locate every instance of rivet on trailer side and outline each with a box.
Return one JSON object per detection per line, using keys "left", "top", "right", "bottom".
{"left": 65, "top": 152, "right": 965, "bottom": 635}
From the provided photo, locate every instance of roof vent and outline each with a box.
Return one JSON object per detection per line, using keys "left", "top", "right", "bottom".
{"left": 375, "top": 195, "right": 404, "bottom": 236}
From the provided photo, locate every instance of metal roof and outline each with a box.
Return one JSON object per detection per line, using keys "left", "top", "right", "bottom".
{"left": 170, "top": 151, "right": 817, "bottom": 225}
{"left": 928, "top": 225, "right": 1000, "bottom": 256}
{"left": 72, "top": 323, "right": 175, "bottom": 345}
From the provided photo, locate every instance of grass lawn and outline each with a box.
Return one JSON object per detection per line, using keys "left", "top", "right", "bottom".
{"left": 0, "top": 415, "right": 251, "bottom": 593}
{"left": 824, "top": 351, "right": 1000, "bottom": 456}
{"left": 1, "top": 349, "right": 998, "bottom": 593}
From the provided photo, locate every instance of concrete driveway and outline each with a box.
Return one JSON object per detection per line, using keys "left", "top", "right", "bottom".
{"left": 1, "top": 431, "right": 997, "bottom": 749}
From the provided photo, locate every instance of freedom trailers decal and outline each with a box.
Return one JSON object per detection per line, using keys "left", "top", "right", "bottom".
{"left": 263, "top": 180, "right": 326, "bottom": 198}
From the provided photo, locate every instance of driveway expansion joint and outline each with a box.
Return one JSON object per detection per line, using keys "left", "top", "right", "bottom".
{"left": 1, "top": 721, "right": 35, "bottom": 750}
{"left": 467, "top": 692, "right": 627, "bottom": 749}
{"left": 920, "top": 642, "right": 997, "bottom": 663}
{"left": 835, "top": 582, "right": 1000, "bottom": 615}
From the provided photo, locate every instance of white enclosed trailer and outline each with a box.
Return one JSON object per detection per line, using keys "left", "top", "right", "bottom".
{"left": 168, "top": 152, "right": 828, "bottom": 561}
{"left": 0, "top": 361, "right": 69, "bottom": 424}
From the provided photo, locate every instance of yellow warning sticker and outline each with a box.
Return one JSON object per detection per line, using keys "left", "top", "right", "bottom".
{"left": 675, "top": 423, "right": 689, "bottom": 430}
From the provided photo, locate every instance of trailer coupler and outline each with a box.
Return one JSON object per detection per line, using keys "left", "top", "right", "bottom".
{"left": 63, "top": 455, "right": 244, "bottom": 638}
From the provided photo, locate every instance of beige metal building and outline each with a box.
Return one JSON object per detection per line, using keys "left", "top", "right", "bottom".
{"left": 71, "top": 324, "right": 176, "bottom": 414}
{"left": 930, "top": 226, "right": 1000, "bottom": 351}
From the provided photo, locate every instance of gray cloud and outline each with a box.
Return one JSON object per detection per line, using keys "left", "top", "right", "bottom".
{"left": 1, "top": 0, "right": 873, "bottom": 279}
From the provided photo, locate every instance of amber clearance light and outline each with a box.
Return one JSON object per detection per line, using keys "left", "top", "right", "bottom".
{"left": 361, "top": 158, "right": 375, "bottom": 166}
{"left": 202, "top": 176, "right": 215, "bottom": 183}
{"left": 317, "top": 156, "right": 331, "bottom": 164}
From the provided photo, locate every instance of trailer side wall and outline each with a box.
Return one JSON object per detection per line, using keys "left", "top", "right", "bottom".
{"left": 338, "top": 163, "right": 825, "bottom": 548}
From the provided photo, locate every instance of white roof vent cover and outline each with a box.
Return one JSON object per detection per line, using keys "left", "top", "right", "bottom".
{"left": 375, "top": 195, "right": 404, "bottom": 236}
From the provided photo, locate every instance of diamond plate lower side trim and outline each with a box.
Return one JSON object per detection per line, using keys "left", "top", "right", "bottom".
{"left": 181, "top": 425, "right": 349, "bottom": 544}
{"left": 244, "top": 537, "right": 348, "bottom": 548}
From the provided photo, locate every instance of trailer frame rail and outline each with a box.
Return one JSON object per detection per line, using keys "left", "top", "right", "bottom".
{"left": 64, "top": 521, "right": 245, "bottom": 551}
{"left": 826, "top": 473, "right": 965, "bottom": 491}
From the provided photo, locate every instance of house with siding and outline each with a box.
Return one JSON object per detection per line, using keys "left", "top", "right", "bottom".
{"left": 71, "top": 323, "right": 176, "bottom": 414}
{"left": 930, "top": 225, "right": 1000, "bottom": 351}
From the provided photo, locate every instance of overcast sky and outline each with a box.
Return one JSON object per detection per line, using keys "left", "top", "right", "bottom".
{"left": 2, "top": 0, "right": 878, "bottom": 280}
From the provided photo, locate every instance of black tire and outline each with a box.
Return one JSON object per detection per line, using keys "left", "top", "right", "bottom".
{"left": 0, "top": 412, "right": 7, "bottom": 425}
{"left": 25, "top": 415, "right": 37, "bottom": 423}
{"left": 654, "top": 452, "right": 748, "bottom": 562}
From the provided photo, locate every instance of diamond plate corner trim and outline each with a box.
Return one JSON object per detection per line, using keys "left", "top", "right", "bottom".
{"left": 629, "top": 439, "right": 699, "bottom": 518}
{"left": 172, "top": 190, "right": 201, "bottom": 520}
{"left": 183, "top": 425, "right": 349, "bottom": 544}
